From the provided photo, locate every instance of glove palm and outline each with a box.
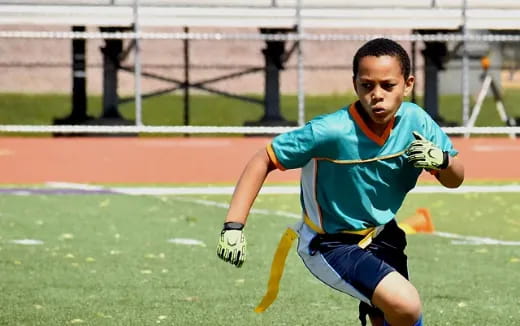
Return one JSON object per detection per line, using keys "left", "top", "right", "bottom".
{"left": 217, "top": 225, "right": 246, "bottom": 268}
{"left": 405, "top": 131, "right": 449, "bottom": 170}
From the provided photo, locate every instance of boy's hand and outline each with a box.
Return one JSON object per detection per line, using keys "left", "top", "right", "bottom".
{"left": 405, "top": 131, "right": 449, "bottom": 170}
{"left": 216, "top": 222, "right": 246, "bottom": 268}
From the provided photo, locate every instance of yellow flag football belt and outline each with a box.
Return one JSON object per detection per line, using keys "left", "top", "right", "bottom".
{"left": 254, "top": 215, "right": 381, "bottom": 313}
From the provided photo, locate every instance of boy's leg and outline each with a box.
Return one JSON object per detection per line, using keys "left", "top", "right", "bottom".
{"left": 296, "top": 221, "right": 421, "bottom": 326}
{"left": 365, "top": 219, "right": 413, "bottom": 325}
{"left": 371, "top": 271, "right": 422, "bottom": 326}
{"left": 370, "top": 316, "right": 385, "bottom": 326}
{"left": 383, "top": 316, "right": 423, "bottom": 326}
{"left": 360, "top": 303, "right": 421, "bottom": 326}
{"left": 359, "top": 302, "right": 384, "bottom": 326}
{"left": 296, "top": 224, "right": 375, "bottom": 304}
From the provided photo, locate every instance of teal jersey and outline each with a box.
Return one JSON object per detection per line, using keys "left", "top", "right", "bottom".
{"left": 267, "top": 102, "right": 458, "bottom": 233}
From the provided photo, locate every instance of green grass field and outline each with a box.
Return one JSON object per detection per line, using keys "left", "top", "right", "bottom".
{"left": 1, "top": 189, "right": 519, "bottom": 325}
{"left": 1, "top": 90, "right": 520, "bottom": 129}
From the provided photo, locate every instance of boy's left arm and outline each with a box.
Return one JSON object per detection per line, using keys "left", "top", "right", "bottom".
{"left": 434, "top": 155, "right": 464, "bottom": 188}
{"left": 406, "top": 131, "right": 464, "bottom": 188}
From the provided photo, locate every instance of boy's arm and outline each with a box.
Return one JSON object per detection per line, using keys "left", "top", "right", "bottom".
{"left": 434, "top": 155, "right": 464, "bottom": 188}
{"left": 225, "top": 148, "right": 277, "bottom": 225}
{"left": 216, "top": 148, "right": 277, "bottom": 268}
{"left": 406, "top": 131, "right": 464, "bottom": 189}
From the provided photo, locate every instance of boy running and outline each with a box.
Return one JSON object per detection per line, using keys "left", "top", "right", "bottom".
{"left": 216, "top": 38, "right": 464, "bottom": 326}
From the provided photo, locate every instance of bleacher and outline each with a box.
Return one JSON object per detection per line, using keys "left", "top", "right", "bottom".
{"left": 1, "top": 0, "right": 519, "bottom": 135}
{"left": 0, "top": 0, "right": 520, "bottom": 29}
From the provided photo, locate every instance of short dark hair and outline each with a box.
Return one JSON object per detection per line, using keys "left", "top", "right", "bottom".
{"left": 352, "top": 38, "right": 411, "bottom": 79}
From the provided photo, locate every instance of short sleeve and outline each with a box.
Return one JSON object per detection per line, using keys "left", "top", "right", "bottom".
{"left": 268, "top": 122, "right": 318, "bottom": 170}
{"left": 423, "top": 114, "right": 458, "bottom": 157}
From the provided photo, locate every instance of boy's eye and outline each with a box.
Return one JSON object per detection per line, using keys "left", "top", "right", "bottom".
{"left": 382, "top": 83, "right": 396, "bottom": 90}
{"left": 361, "top": 83, "right": 373, "bottom": 90}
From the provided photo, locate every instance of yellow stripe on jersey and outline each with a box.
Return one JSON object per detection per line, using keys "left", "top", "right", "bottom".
{"left": 315, "top": 150, "right": 406, "bottom": 165}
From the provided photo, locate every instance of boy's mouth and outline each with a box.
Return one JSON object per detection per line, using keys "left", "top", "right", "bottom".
{"left": 372, "top": 107, "right": 386, "bottom": 115}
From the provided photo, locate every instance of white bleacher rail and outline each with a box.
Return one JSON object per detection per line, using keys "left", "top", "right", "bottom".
{"left": 1, "top": 30, "right": 520, "bottom": 42}
{"left": 0, "top": 0, "right": 520, "bottom": 136}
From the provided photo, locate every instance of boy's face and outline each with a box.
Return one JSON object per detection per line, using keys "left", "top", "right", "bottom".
{"left": 353, "top": 55, "right": 414, "bottom": 130}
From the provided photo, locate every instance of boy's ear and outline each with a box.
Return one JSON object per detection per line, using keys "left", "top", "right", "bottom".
{"left": 352, "top": 75, "right": 358, "bottom": 94}
{"left": 403, "top": 75, "right": 415, "bottom": 97}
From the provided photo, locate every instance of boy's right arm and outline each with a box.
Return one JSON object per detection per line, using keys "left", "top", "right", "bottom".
{"left": 225, "top": 148, "right": 276, "bottom": 225}
{"left": 216, "top": 148, "right": 277, "bottom": 268}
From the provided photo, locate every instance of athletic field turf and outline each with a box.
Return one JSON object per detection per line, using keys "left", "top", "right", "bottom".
{"left": 1, "top": 185, "right": 519, "bottom": 325}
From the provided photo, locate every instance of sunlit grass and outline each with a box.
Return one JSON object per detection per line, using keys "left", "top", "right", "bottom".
{"left": 0, "top": 190, "right": 518, "bottom": 325}
{"left": 1, "top": 90, "right": 520, "bottom": 129}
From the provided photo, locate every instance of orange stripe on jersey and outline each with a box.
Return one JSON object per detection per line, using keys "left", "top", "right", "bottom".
{"left": 349, "top": 102, "right": 395, "bottom": 146}
{"left": 266, "top": 143, "right": 287, "bottom": 171}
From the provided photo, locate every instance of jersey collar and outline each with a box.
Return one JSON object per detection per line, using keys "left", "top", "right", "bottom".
{"left": 349, "top": 102, "right": 395, "bottom": 146}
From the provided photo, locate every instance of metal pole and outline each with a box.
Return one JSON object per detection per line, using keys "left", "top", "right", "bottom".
{"left": 71, "top": 25, "right": 87, "bottom": 121}
{"left": 133, "top": 0, "right": 143, "bottom": 126}
{"left": 183, "top": 26, "right": 190, "bottom": 127}
{"left": 411, "top": 37, "right": 416, "bottom": 104}
{"left": 461, "top": 0, "right": 470, "bottom": 126}
{"left": 296, "top": 0, "right": 305, "bottom": 126}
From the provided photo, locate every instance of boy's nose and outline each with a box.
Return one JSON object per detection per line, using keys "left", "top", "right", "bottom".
{"left": 371, "top": 88, "right": 383, "bottom": 101}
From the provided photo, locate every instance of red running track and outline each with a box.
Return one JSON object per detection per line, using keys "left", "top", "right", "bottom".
{"left": 0, "top": 137, "right": 517, "bottom": 184}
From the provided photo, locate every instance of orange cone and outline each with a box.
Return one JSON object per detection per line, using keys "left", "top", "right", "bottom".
{"left": 398, "top": 208, "right": 434, "bottom": 234}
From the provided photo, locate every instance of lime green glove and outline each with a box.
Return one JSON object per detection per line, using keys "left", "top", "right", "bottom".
{"left": 405, "top": 131, "right": 449, "bottom": 170}
{"left": 216, "top": 222, "right": 246, "bottom": 268}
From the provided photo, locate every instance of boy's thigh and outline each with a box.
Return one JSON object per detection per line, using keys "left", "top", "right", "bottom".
{"left": 372, "top": 270, "right": 420, "bottom": 309}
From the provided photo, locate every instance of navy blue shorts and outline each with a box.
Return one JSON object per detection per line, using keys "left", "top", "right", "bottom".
{"left": 307, "top": 219, "right": 408, "bottom": 324}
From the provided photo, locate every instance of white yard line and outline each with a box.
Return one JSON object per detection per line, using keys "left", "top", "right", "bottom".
{"left": 434, "top": 232, "right": 520, "bottom": 246}
{"left": 113, "top": 184, "right": 520, "bottom": 195}
{"left": 121, "top": 185, "right": 520, "bottom": 195}
{"left": 410, "top": 185, "right": 520, "bottom": 194}
{"left": 173, "top": 197, "right": 301, "bottom": 219}
{"left": 43, "top": 182, "right": 520, "bottom": 195}
{"left": 32, "top": 182, "right": 520, "bottom": 247}
{"left": 9, "top": 239, "right": 44, "bottom": 245}
{"left": 167, "top": 238, "right": 206, "bottom": 247}
{"left": 111, "top": 185, "right": 300, "bottom": 195}
{"left": 173, "top": 197, "right": 520, "bottom": 246}
{"left": 175, "top": 197, "right": 520, "bottom": 246}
